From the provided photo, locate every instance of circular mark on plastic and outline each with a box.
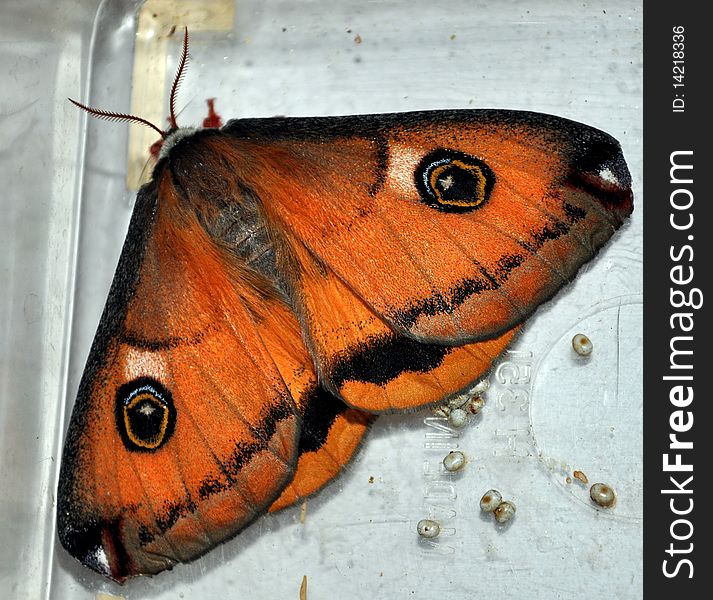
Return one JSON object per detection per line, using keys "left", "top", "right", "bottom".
{"left": 529, "top": 295, "right": 642, "bottom": 521}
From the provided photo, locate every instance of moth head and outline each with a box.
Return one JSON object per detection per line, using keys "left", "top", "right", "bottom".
{"left": 67, "top": 27, "right": 220, "bottom": 162}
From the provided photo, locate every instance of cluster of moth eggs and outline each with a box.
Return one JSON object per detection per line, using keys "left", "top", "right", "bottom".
{"left": 418, "top": 333, "right": 618, "bottom": 539}
{"left": 417, "top": 451, "right": 518, "bottom": 538}
{"left": 570, "top": 334, "right": 618, "bottom": 508}
{"left": 479, "top": 489, "right": 517, "bottom": 524}
{"left": 416, "top": 486, "right": 516, "bottom": 539}
{"left": 416, "top": 450, "right": 468, "bottom": 538}
{"left": 431, "top": 378, "right": 489, "bottom": 428}
{"left": 418, "top": 380, "right": 513, "bottom": 539}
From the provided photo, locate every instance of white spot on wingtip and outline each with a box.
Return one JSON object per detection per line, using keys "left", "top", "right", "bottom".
{"left": 92, "top": 546, "right": 111, "bottom": 575}
{"left": 598, "top": 167, "right": 618, "bottom": 185}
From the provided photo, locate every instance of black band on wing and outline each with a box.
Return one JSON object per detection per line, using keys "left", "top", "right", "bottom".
{"left": 329, "top": 333, "right": 452, "bottom": 387}
{"left": 298, "top": 386, "right": 350, "bottom": 453}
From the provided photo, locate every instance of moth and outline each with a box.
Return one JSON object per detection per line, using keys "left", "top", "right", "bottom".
{"left": 58, "top": 30, "right": 633, "bottom": 582}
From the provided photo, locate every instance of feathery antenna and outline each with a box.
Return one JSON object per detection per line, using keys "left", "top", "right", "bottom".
{"left": 67, "top": 98, "right": 166, "bottom": 137}
{"left": 169, "top": 27, "right": 190, "bottom": 130}
{"left": 68, "top": 27, "right": 191, "bottom": 137}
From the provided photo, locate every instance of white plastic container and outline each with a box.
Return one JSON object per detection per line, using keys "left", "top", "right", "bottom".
{"left": 1, "top": 1, "right": 642, "bottom": 598}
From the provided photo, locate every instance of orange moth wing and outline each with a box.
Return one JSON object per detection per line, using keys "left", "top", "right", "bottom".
{"left": 284, "top": 233, "right": 522, "bottom": 412}
{"left": 59, "top": 108, "right": 632, "bottom": 582}
{"left": 205, "top": 113, "right": 632, "bottom": 343}
{"left": 57, "top": 171, "right": 305, "bottom": 580}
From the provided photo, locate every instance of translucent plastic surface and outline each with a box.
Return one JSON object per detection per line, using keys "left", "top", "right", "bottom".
{"left": 1, "top": 1, "right": 100, "bottom": 598}
{"left": 1, "top": 1, "right": 643, "bottom": 598}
